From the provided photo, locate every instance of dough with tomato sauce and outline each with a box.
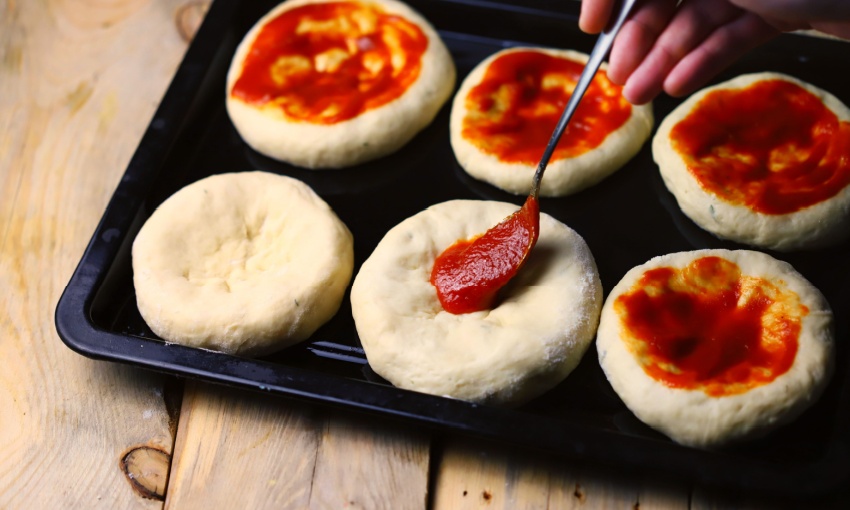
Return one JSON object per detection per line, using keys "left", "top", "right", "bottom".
{"left": 597, "top": 249, "right": 834, "bottom": 448}
{"left": 350, "top": 200, "right": 603, "bottom": 405}
{"left": 226, "top": 0, "right": 456, "bottom": 168}
{"left": 653, "top": 72, "right": 850, "bottom": 251}
{"left": 449, "top": 47, "right": 653, "bottom": 197}
{"left": 132, "top": 171, "right": 354, "bottom": 356}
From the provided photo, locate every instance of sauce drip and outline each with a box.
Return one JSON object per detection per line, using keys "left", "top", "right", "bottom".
{"left": 431, "top": 196, "right": 539, "bottom": 314}
{"left": 614, "top": 256, "right": 804, "bottom": 396}
{"left": 671, "top": 79, "right": 850, "bottom": 215}
{"left": 461, "top": 50, "right": 632, "bottom": 164}
{"left": 231, "top": 1, "right": 427, "bottom": 124}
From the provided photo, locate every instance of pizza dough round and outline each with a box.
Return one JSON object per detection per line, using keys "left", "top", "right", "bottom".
{"left": 351, "top": 199, "right": 603, "bottom": 405}
{"left": 653, "top": 72, "right": 850, "bottom": 251}
{"left": 132, "top": 171, "right": 354, "bottom": 357}
{"left": 596, "top": 249, "right": 834, "bottom": 448}
{"left": 450, "top": 47, "right": 654, "bottom": 197}
{"left": 226, "top": 0, "right": 456, "bottom": 169}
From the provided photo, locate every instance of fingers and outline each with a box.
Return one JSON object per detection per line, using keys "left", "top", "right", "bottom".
{"left": 663, "top": 13, "right": 779, "bottom": 97}
{"left": 621, "top": 0, "right": 747, "bottom": 104}
{"left": 579, "top": 0, "right": 615, "bottom": 34}
{"left": 582, "top": 0, "right": 840, "bottom": 104}
{"left": 810, "top": 20, "right": 850, "bottom": 39}
{"left": 607, "top": 0, "right": 679, "bottom": 85}
{"left": 730, "top": 0, "right": 850, "bottom": 22}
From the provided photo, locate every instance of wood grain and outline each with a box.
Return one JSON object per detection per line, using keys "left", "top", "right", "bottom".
{"left": 164, "top": 382, "right": 430, "bottom": 510}
{"left": 431, "top": 438, "right": 560, "bottom": 510}
{"left": 430, "top": 437, "right": 695, "bottom": 510}
{"left": 0, "top": 0, "right": 189, "bottom": 507}
{"left": 165, "top": 381, "right": 322, "bottom": 509}
{"left": 4, "top": 0, "right": 841, "bottom": 507}
{"left": 308, "top": 413, "right": 430, "bottom": 510}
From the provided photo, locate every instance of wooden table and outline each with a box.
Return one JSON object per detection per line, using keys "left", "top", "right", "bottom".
{"left": 0, "top": 1, "right": 828, "bottom": 508}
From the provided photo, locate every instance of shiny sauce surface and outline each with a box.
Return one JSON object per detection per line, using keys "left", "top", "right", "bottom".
{"left": 614, "top": 256, "right": 805, "bottom": 396}
{"left": 461, "top": 50, "right": 632, "bottom": 164}
{"left": 671, "top": 79, "right": 850, "bottom": 214}
{"left": 431, "top": 196, "right": 539, "bottom": 314}
{"left": 231, "top": 1, "right": 427, "bottom": 124}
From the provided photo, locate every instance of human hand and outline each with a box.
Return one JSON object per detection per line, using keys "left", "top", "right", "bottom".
{"left": 580, "top": 0, "right": 850, "bottom": 104}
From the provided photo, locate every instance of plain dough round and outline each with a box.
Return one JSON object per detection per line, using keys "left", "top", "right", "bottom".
{"left": 226, "top": 0, "right": 456, "bottom": 169}
{"left": 132, "top": 171, "right": 354, "bottom": 357}
{"left": 596, "top": 249, "right": 834, "bottom": 448}
{"left": 450, "top": 47, "right": 654, "bottom": 197}
{"left": 653, "top": 72, "right": 850, "bottom": 251}
{"left": 351, "top": 199, "right": 603, "bottom": 405}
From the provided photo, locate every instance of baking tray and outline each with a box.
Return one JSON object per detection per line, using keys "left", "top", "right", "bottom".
{"left": 55, "top": 0, "right": 850, "bottom": 500}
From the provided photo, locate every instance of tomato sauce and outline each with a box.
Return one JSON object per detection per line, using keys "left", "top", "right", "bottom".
{"left": 670, "top": 79, "right": 850, "bottom": 215}
{"left": 614, "top": 256, "right": 804, "bottom": 397}
{"left": 461, "top": 50, "right": 632, "bottom": 164}
{"left": 231, "top": 1, "right": 427, "bottom": 124}
{"left": 431, "top": 196, "right": 539, "bottom": 314}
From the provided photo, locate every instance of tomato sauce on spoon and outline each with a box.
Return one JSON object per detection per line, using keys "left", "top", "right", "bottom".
{"left": 430, "top": 195, "right": 539, "bottom": 314}
{"left": 430, "top": 2, "right": 636, "bottom": 314}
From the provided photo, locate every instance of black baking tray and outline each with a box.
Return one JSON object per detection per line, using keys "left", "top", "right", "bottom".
{"left": 55, "top": 0, "right": 850, "bottom": 501}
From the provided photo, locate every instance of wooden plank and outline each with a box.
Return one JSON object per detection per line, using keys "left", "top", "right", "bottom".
{"left": 431, "top": 438, "right": 691, "bottom": 510}
{"left": 0, "top": 0, "right": 190, "bottom": 507}
{"left": 690, "top": 485, "right": 787, "bottom": 510}
{"left": 431, "top": 438, "right": 556, "bottom": 510}
{"left": 164, "top": 381, "right": 322, "bottom": 509}
{"left": 636, "top": 479, "right": 691, "bottom": 510}
{"left": 308, "top": 413, "right": 430, "bottom": 510}
{"left": 166, "top": 381, "right": 430, "bottom": 510}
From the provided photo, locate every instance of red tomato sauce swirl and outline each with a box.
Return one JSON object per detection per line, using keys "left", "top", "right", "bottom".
{"left": 461, "top": 50, "right": 632, "bottom": 164}
{"left": 231, "top": 1, "right": 428, "bottom": 124}
{"left": 670, "top": 79, "right": 850, "bottom": 215}
{"left": 614, "top": 256, "right": 804, "bottom": 397}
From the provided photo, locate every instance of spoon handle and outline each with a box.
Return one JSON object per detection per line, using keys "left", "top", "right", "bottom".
{"left": 530, "top": 0, "right": 639, "bottom": 198}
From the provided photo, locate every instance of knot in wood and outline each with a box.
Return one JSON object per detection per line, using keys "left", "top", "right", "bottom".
{"left": 176, "top": 1, "right": 210, "bottom": 42}
{"left": 121, "top": 446, "right": 171, "bottom": 500}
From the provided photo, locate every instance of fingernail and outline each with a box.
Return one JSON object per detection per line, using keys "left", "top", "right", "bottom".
{"left": 623, "top": 81, "right": 652, "bottom": 105}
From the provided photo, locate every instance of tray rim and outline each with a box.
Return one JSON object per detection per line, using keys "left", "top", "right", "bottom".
{"left": 54, "top": 0, "right": 850, "bottom": 499}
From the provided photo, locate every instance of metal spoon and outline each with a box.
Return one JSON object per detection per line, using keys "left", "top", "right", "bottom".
{"left": 530, "top": 0, "right": 639, "bottom": 198}
{"left": 431, "top": 0, "right": 639, "bottom": 313}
